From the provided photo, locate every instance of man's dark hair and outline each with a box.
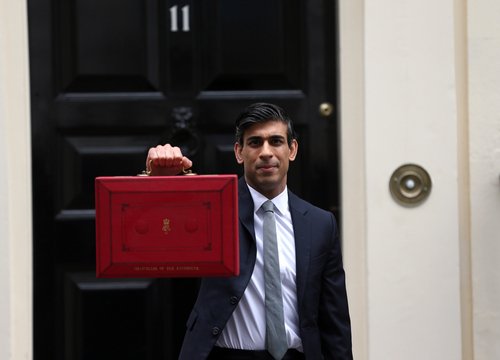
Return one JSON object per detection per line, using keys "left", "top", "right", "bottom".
{"left": 235, "top": 102, "right": 297, "bottom": 145}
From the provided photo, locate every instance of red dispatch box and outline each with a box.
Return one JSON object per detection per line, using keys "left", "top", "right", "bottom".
{"left": 95, "top": 175, "right": 239, "bottom": 278}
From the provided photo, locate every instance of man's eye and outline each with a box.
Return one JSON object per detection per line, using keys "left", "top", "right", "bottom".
{"left": 271, "top": 138, "right": 284, "bottom": 145}
{"left": 248, "top": 139, "right": 261, "bottom": 146}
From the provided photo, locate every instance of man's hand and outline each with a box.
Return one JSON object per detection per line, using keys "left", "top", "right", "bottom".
{"left": 146, "top": 144, "right": 193, "bottom": 176}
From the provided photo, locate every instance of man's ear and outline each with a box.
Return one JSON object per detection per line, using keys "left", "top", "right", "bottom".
{"left": 289, "top": 139, "right": 298, "bottom": 161}
{"left": 234, "top": 142, "right": 244, "bottom": 164}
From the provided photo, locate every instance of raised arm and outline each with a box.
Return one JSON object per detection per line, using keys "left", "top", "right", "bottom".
{"left": 145, "top": 144, "right": 193, "bottom": 176}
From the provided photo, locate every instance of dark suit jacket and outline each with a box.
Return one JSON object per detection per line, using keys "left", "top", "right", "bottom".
{"left": 179, "top": 178, "right": 352, "bottom": 359}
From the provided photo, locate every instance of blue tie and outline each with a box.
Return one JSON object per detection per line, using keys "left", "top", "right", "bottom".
{"left": 262, "top": 200, "right": 288, "bottom": 360}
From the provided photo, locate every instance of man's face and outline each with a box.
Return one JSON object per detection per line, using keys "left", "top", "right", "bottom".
{"left": 234, "top": 120, "right": 298, "bottom": 199}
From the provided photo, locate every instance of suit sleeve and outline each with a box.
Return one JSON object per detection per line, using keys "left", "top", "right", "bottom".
{"left": 318, "top": 213, "right": 353, "bottom": 359}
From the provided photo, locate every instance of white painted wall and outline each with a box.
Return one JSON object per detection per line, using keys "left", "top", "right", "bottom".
{"left": 468, "top": 0, "right": 500, "bottom": 358}
{"left": 364, "top": 0, "right": 462, "bottom": 358}
{"left": 339, "top": 0, "right": 368, "bottom": 358}
{"left": 0, "top": 0, "right": 33, "bottom": 359}
{"left": 340, "top": 0, "right": 476, "bottom": 359}
{"left": 341, "top": 0, "right": 500, "bottom": 358}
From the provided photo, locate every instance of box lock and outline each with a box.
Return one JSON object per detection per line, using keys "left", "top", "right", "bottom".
{"left": 389, "top": 164, "right": 432, "bottom": 206}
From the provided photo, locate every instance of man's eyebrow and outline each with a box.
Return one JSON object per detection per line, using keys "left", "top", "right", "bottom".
{"left": 245, "top": 134, "right": 286, "bottom": 143}
{"left": 247, "top": 134, "right": 285, "bottom": 139}
{"left": 246, "top": 135, "right": 263, "bottom": 142}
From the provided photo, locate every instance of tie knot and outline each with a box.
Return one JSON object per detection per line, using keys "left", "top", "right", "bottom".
{"left": 262, "top": 200, "right": 274, "bottom": 213}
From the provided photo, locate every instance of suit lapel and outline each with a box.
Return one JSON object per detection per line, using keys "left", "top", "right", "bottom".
{"left": 288, "top": 191, "right": 311, "bottom": 306}
{"left": 237, "top": 178, "right": 257, "bottom": 272}
{"left": 238, "top": 177, "right": 255, "bottom": 239}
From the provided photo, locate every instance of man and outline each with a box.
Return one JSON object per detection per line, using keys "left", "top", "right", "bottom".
{"left": 146, "top": 103, "right": 352, "bottom": 359}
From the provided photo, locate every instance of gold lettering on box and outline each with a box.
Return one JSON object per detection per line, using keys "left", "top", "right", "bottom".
{"left": 162, "top": 218, "right": 171, "bottom": 235}
{"left": 133, "top": 266, "right": 159, "bottom": 271}
{"left": 132, "top": 265, "right": 197, "bottom": 272}
{"left": 175, "top": 266, "right": 200, "bottom": 271}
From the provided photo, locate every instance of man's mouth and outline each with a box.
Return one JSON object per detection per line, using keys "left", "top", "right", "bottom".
{"left": 257, "top": 163, "right": 278, "bottom": 171}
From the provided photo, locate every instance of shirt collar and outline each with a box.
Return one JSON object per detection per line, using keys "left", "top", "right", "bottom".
{"left": 246, "top": 184, "right": 289, "bottom": 216}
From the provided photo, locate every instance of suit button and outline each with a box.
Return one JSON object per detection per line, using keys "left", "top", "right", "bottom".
{"left": 212, "top": 327, "right": 220, "bottom": 336}
{"left": 230, "top": 296, "right": 238, "bottom": 305}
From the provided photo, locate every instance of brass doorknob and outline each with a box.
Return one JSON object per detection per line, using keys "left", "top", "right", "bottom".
{"left": 389, "top": 164, "right": 432, "bottom": 206}
{"left": 319, "top": 102, "right": 334, "bottom": 117}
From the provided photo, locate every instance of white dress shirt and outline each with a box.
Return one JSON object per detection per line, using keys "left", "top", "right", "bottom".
{"left": 216, "top": 185, "right": 303, "bottom": 351}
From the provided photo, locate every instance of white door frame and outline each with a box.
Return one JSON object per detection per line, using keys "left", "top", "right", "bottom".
{"left": 0, "top": 0, "right": 33, "bottom": 359}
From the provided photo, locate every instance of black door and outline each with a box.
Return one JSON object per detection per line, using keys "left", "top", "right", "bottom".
{"left": 28, "top": 1, "right": 339, "bottom": 359}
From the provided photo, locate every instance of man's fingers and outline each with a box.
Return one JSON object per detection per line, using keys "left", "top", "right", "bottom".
{"left": 147, "top": 144, "right": 192, "bottom": 173}
{"left": 171, "top": 146, "right": 184, "bottom": 167}
{"left": 146, "top": 147, "right": 158, "bottom": 170}
{"left": 157, "top": 145, "right": 170, "bottom": 167}
{"left": 181, "top": 156, "right": 193, "bottom": 170}
{"left": 163, "top": 146, "right": 180, "bottom": 168}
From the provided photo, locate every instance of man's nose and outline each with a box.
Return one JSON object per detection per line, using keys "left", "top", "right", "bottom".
{"left": 260, "top": 141, "right": 273, "bottom": 157}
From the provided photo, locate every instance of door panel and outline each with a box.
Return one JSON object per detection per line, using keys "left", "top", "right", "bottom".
{"left": 60, "top": 274, "right": 166, "bottom": 360}
{"left": 29, "top": 1, "right": 339, "bottom": 359}
{"left": 58, "top": 0, "right": 160, "bottom": 93}
{"left": 198, "top": 0, "right": 303, "bottom": 91}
